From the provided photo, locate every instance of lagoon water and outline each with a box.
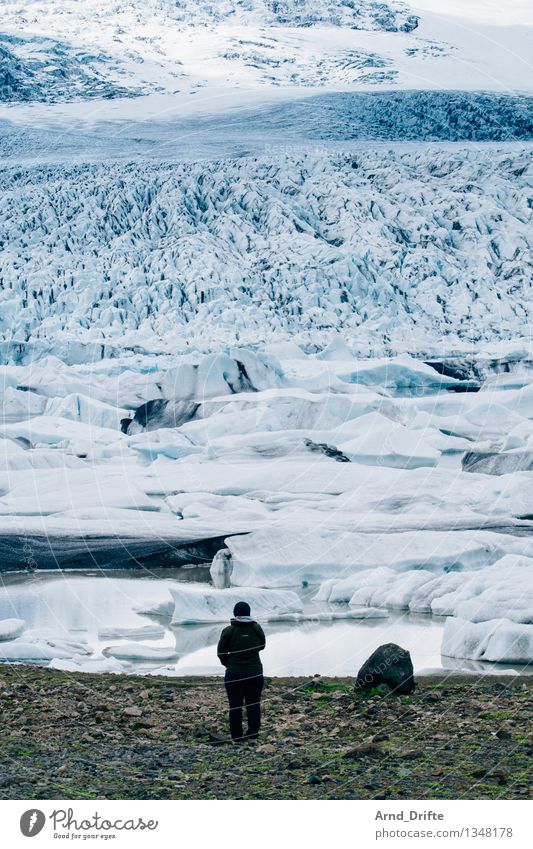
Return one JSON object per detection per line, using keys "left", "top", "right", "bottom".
{"left": 0, "top": 569, "right": 529, "bottom": 677}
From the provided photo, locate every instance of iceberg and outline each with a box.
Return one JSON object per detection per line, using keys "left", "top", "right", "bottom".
{"left": 0, "top": 632, "right": 91, "bottom": 660}
{"left": 103, "top": 643, "right": 179, "bottom": 661}
{"left": 0, "top": 618, "right": 25, "bottom": 641}
{"left": 442, "top": 617, "right": 533, "bottom": 663}
{"left": 315, "top": 554, "right": 533, "bottom": 624}
{"left": 223, "top": 528, "right": 524, "bottom": 588}
{"left": 169, "top": 584, "right": 303, "bottom": 624}
{"left": 49, "top": 655, "right": 131, "bottom": 674}
{"left": 162, "top": 350, "right": 283, "bottom": 403}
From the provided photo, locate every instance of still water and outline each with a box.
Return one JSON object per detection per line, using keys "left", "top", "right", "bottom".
{"left": 0, "top": 569, "right": 528, "bottom": 677}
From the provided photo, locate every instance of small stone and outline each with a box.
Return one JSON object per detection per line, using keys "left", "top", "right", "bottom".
{"left": 398, "top": 749, "right": 422, "bottom": 760}
{"left": 123, "top": 706, "right": 143, "bottom": 718}
{"left": 494, "top": 770, "right": 509, "bottom": 785}
{"left": 495, "top": 728, "right": 512, "bottom": 740}
{"left": 343, "top": 743, "right": 382, "bottom": 760}
{"left": 132, "top": 719, "right": 156, "bottom": 730}
{"left": 257, "top": 743, "right": 276, "bottom": 754}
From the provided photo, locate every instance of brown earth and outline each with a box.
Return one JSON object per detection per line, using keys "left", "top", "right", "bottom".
{"left": 0, "top": 665, "right": 531, "bottom": 800}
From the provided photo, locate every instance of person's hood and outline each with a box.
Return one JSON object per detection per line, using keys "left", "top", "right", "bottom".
{"left": 230, "top": 616, "right": 256, "bottom": 624}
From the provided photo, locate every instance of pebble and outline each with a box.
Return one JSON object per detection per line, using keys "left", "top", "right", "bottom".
{"left": 123, "top": 706, "right": 143, "bottom": 718}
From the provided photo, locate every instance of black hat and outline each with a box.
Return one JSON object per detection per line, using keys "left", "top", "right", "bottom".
{"left": 233, "top": 601, "right": 251, "bottom": 617}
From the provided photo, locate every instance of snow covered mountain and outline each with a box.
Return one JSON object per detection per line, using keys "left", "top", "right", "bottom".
{"left": 0, "top": 0, "right": 530, "bottom": 114}
{"left": 0, "top": 0, "right": 423, "bottom": 104}
{"left": 0, "top": 32, "right": 140, "bottom": 103}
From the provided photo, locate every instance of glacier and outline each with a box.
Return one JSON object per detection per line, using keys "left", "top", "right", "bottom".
{"left": 0, "top": 147, "right": 531, "bottom": 353}
{"left": 0, "top": 0, "right": 532, "bottom": 674}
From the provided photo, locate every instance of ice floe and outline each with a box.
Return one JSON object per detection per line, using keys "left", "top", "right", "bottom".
{"left": 266, "top": 607, "right": 388, "bottom": 622}
{"left": 97, "top": 624, "right": 166, "bottom": 640}
{"left": 103, "top": 643, "right": 179, "bottom": 661}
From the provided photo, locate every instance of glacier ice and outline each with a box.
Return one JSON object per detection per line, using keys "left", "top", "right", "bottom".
{"left": 0, "top": 148, "right": 531, "bottom": 352}
{"left": 442, "top": 617, "right": 533, "bottom": 663}
{"left": 266, "top": 607, "right": 388, "bottom": 622}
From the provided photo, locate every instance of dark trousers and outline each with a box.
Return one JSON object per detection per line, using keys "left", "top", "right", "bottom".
{"left": 224, "top": 671, "right": 264, "bottom": 740}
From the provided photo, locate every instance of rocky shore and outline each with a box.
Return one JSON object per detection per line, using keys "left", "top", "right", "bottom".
{"left": 0, "top": 665, "right": 531, "bottom": 800}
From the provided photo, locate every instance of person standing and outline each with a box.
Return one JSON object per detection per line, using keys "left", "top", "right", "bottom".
{"left": 217, "top": 601, "right": 266, "bottom": 741}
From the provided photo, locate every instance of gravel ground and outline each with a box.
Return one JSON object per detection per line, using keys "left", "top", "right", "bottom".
{"left": 0, "top": 665, "right": 531, "bottom": 800}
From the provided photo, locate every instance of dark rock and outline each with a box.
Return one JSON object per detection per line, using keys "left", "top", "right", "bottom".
{"left": 396, "top": 749, "right": 422, "bottom": 760}
{"left": 304, "top": 438, "right": 351, "bottom": 462}
{"left": 342, "top": 743, "right": 382, "bottom": 759}
{"left": 425, "top": 360, "right": 476, "bottom": 382}
{"left": 356, "top": 643, "right": 415, "bottom": 695}
{"left": 0, "top": 531, "right": 227, "bottom": 571}
{"left": 372, "top": 732, "right": 390, "bottom": 742}
{"left": 127, "top": 399, "right": 200, "bottom": 434}
{"left": 495, "top": 728, "right": 512, "bottom": 740}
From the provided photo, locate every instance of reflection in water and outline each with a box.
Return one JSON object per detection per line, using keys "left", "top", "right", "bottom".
{"left": 0, "top": 570, "right": 530, "bottom": 677}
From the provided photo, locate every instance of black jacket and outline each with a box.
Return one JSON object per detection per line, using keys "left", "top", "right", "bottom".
{"left": 217, "top": 618, "right": 266, "bottom": 675}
